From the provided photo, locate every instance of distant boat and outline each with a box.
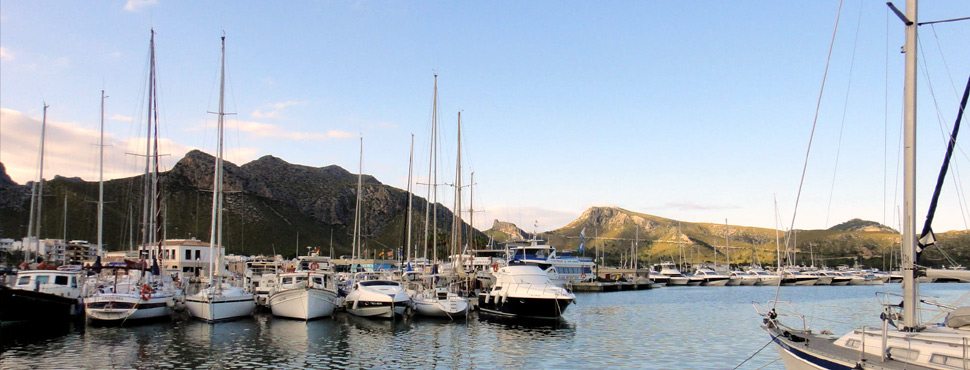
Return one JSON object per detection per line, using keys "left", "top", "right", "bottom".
{"left": 692, "top": 267, "right": 730, "bottom": 286}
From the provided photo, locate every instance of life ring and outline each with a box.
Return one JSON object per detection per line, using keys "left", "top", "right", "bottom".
{"left": 581, "top": 273, "right": 587, "bottom": 280}
{"left": 492, "top": 262, "right": 499, "bottom": 272}
{"left": 140, "top": 284, "right": 153, "bottom": 301}
{"left": 310, "top": 262, "right": 320, "bottom": 270}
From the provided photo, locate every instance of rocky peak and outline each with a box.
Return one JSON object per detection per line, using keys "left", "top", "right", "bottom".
{"left": 488, "top": 219, "right": 529, "bottom": 240}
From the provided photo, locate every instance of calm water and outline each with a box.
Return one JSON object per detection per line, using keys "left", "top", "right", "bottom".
{"left": 2, "top": 284, "right": 967, "bottom": 369}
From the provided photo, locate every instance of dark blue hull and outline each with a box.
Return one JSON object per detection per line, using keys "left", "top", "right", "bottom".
{"left": 477, "top": 293, "right": 572, "bottom": 320}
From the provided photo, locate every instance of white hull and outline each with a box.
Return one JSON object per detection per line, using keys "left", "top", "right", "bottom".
{"left": 700, "top": 279, "right": 729, "bottom": 286}
{"left": 185, "top": 294, "right": 255, "bottom": 322}
{"left": 269, "top": 287, "right": 338, "bottom": 320}
{"left": 345, "top": 304, "right": 408, "bottom": 318}
{"left": 665, "top": 277, "right": 690, "bottom": 286}
{"left": 412, "top": 296, "right": 469, "bottom": 318}
{"left": 85, "top": 293, "right": 173, "bottom": 322}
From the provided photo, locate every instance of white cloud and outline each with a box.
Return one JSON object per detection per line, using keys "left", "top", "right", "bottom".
{"left": 249, "top": 100, "right": 306, "bottom": 120}
{"left": 250, "top": 109, "right": 278, "bottom": 119}
{"left": 109, "top": 114, "right": 133, "bottom": 122}
{"left": 233, "top": 120, "right": 353, "bottom": 141}
{"left": 124, "top": 0, "right": 157, "bottom": 12}
{"left": 0, "top": 108, "right": 196, "bottom": 184}
{"left": 0, "top": 47, "right": 12, "bottom": 61}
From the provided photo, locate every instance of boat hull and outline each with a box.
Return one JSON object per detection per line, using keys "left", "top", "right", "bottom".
{"left": 345, "top": 301, "right": 408, "bottom": 318}
{"left": 412, "top": 296, "right": 469, "bottom": 318}
{"left": 85, "top": 294, "right": 173, "bottom": 322}
{"left": 185, "top": 294, "right": 255, "bottom": 322}
{"left": 477, "top": 294, "right": 572, "bottom": 320}
{"left": 269, "top": 288, "right": 338, "bottom": 320}
{"left": 1, "top": 286, "right": 84, "bottom": 323}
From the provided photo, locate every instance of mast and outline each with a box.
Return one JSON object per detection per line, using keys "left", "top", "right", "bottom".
{"left": 469, "top": 171, "right": 475, "bottom": 251}
{"left": 725, "top": 219, "right": 730, "bottom": 270}
{"left": 98, "top": 90, "right": 106, "bottom": 258}
{"left": 27, "top": 103, "right": 50, "bottom": 262}
{"left": 424, "top": 74, "right": 438, "bottom": 261}
{"left": 900, "top": 0, "right": 918, "bottom": 330}
{"left": 207, "top": 34, "right": 227, "bottom": 284}
{"left": 405, "top": 134, "right": 414, "bottom": 263}
{"left": 141, "top": 29, "right": 156, "bottom": 265}
{"left": 453, "top": 111, "right": 463, "bottom": 265}
{"left": 352, "top": 137, "right": 363, "bottom": 269}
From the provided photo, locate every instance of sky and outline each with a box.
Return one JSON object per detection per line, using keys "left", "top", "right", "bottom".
{"left": 2, "top": 1, "right": 970, "bottom": 234}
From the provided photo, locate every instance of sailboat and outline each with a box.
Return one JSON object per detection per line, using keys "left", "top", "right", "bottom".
{"left": 85, "top": 30, "right": 181, "bottom": 323}
{"left": 410, "top": 98, "right": 469, "bottom": 319}
{"left": 184, "top": 33, "right": 256, "bottom": 322}
{"left": 757, "top": 2, "right": 970, "bottom": 368}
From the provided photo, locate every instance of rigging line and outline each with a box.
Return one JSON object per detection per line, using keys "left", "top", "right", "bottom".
{"left": 824, "top": 0, "right": 865, "bottom": 229}
{"left": 731, "top": 333, "right": 780, "bottom": 370}
{"left": 772, "top": 2, "right": 845, "bottom": 309}
{"left": 929, "top": 24, "right": 970, "bottom": 228}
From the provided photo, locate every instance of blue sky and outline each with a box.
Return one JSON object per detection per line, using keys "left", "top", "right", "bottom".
{"left": 2, "top": 1, "right": 969, "bottom": 233}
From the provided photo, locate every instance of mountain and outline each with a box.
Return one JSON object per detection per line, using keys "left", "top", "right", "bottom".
{"left": 828, "top": 218, "right": 896, "bottom": 233}
{"left": 485, "top": 219, "right": 530, "bottom": 242}
{"left": 0, "top": 151, "right": 484, "bottom": 259}
{"left": 489, "top": 206, "right": 968, "bottom": 269}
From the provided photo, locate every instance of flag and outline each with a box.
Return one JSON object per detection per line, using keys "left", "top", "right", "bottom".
{"left": 578, "top": 227, "right": 586, "bottom": 253}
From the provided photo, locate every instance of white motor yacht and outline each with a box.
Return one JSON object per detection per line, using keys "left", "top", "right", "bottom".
{"left": 728, "top": 271, "right": 760, "bottom": 286}
{"left": 693, "top": 268, "right": 730, "bottom": 286}
{"left": 344, "top": 272, "right": 410, "bottom": 318}
{"left": 478, "top": 264, "right": 575, "bottom": 320}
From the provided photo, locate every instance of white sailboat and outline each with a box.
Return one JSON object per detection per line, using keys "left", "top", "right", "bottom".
{"left": 184, "top": 33, "right": 256, "bottom": 322}
{"left": 757, "top": 2, "right": 970, "bottom": 368}
{"left": 85, "top": 30, "right": 180, "bottom": 324}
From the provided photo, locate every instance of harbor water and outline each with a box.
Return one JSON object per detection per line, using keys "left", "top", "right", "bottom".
{"left": 2, "top": 283, "right": 967, "bottom": 369}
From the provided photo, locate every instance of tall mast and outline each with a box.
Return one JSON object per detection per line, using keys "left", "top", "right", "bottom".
{"left": 208, "top": 34, "right": 227, "bottom": 284}
{"left": 453, "top": 111, "right": 463, "bottom": 263}
{"left": 469, "top": 171, "right": 475, "bottom": 250}
{"left": 352, "top": 137, "right": 363, "bottom": 268}
{"left": 900, "top": 0, "right": 918, "bottom": 330}
{"left": 98, "top": 90, "right": 106, "bottom": 258}
{"left": 423, "top": 74, "right": 439, "bottom": 261}
{"left": 405, "top": 134, "right": 414, "bottom": 262}
{"left": 27, "top": 103, "right": 49, "bottom": 262}
{"left": 141, "top": 29, "right": 155, "bottom": 256}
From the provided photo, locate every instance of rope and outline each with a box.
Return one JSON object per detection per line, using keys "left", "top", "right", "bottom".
{"left": 732, "top": 334, "right": 779, "bottom": 370}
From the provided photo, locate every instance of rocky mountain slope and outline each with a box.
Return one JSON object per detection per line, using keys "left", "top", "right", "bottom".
{"left": 0, "top": 151, "right": 482, "bottom": 259}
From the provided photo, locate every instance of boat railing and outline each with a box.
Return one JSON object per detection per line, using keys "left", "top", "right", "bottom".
{"left": 753, "top": 300, "right": 808, "bottom": 332}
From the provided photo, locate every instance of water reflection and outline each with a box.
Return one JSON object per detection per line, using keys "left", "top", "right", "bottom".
{"left": 2, "top": 284, "right": 968, "bottom": 370}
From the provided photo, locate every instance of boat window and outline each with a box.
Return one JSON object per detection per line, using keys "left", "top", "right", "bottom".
{"left": 887, "top": 347, "right": 919, "bottom": 361}
{"left": 17, "top": 276, "right": 31, "bottom": 285}
{"left": 312, "top": 277, "right": 323, "bottom": 285}
{"left": 930, "top": 354, "right": 968, "bottom": 368}
{"left": 359, "top": 280, "right": 398, "bottom": 287}
{"left": 54, "top": 275, "right": 69, "bottom": 285}
{"left": 36, "top": 275, "right": 50, "bottom": 285}
{"left": 71, "top": 277, "right": 78, "bottom": 288}
{"left": 493, "top": 286, "right": 502, "bottom": 291}
{"left": 282, "top": 277, "right": 293, "bottom": 284}
{"left": 296, "top": 276, "right": 308, "bottom": 283}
